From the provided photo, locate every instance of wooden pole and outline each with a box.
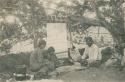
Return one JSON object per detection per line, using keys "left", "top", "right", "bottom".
{"left": 123, "top": 1, "right": 125, "bottom": 56}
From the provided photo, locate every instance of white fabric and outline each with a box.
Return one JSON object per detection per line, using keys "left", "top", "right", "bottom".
{"left": 82, "top": 44, "right": 101, "bottom": 61}
{"left": 105, "top": 59, "right": 117, "bottom": 66}
{"left": 70, "top": 49, "right": 81, "bottom": 61}
{"left": 121, "top": 49, "right": 125, "bottom": 66}
{"left": 46, "top": 23, "right": 68, "bottom": 53}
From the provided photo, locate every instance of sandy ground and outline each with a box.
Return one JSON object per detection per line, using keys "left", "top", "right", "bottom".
{"left": 57, "top": 67, "right": 125, "bottom": 82}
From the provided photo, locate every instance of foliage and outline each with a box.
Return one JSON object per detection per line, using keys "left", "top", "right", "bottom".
{"left": 95, "top": 0, "right": 125, "bottom": 44}
{"left": 0, "top": 0, "right": 46, "bottom": 52}
{"left": 0, "top": 0, "right": 125, "bottom": 52}
{"left": 0, "top": 52, "right": 30, "bottom": 75}
{"left": 54, "top": 0, "right": 125, "bottom": 44}
{"left": 0, "top": 39, "right": 12, "bottom": 53}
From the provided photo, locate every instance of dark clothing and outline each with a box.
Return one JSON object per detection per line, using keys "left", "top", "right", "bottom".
{"left": 79, "top": 59, "right": 101, "bottom": 67}
{"left": 78, "top": 59, "right": 88, "bottom": 66}
{"left": 30, "top": 48, "right": 46, "bottom": 72}
{"left": 47, "top": 53, "right": 59, "bottom": 68}
{"left": 88, "top": 60, "right": 101, "bottom": 67}
{"left": 30, "top": 48, "right": 58, "bottom": 79}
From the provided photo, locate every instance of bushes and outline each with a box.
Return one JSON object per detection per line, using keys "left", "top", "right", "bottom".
{"left": 0, "top": 52, "right": 31, "bottom": 75}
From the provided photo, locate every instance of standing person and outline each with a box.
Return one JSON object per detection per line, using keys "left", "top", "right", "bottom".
{"left": 81, "top": 37, "right": 102, "bottom": 67}
{"left": 30, "top": 39, "right": 48, "bottom": 79}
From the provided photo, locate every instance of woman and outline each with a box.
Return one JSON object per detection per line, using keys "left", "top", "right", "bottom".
{"left": 30, "top": 39, "right": 48, "bottom": 79}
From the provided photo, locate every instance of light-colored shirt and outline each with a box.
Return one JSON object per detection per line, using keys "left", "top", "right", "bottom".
{"left": 82, "top": 44, "right": 101, "bottom": 61}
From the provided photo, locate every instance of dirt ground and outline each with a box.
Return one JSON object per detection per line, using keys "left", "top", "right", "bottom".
{"left": 57, "top": 67, "right": 125, "bottom": 82}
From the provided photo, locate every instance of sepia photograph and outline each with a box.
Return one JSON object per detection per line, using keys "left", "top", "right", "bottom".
{"left": 0, "top": 0, "right": 125, "bottom": 82}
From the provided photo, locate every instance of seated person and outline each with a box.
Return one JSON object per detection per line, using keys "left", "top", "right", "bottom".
{"left": 105, "top": 45, "right": 122, "bottom": 67}
{"left": 81, "top": 37, "right": 102, "bottom": 67}
{"left": 30, "top": 39, "right": 49, "bottom": 79}
{"left": 101, "top": 47, "right": 113, "bottom": 64}
{"left": 45, "top": 47, "right": 59, "bottom": 72}
{"left": 70, "top": 46, "right": 82, "bottom": 62}
{"left": 44, "top": 47, "right": 60, "bottom": 77}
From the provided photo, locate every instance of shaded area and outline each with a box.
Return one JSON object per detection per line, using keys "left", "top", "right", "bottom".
{"left": 57, "top": 67, "right": 125, "bottom": 82}
{"left": 0, "top": 53, "right": 30, "bottom": 75}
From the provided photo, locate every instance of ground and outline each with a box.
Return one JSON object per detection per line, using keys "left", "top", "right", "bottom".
{"left": 57, "top": 67, "right": 125, "bottom": 82}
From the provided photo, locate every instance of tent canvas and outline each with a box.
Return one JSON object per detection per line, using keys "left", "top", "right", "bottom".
{"left": 46, "top": 23, "right": 68, "bottom": 58}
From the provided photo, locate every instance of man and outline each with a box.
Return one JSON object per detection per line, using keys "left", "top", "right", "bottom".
{"left": 81, "top": 37, "right": 102, "bottom": 67}
{"left": 30, "top": 39, "right": 48, "bottom": 79}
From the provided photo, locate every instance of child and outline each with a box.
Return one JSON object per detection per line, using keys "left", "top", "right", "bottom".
{"left": 47, "top": 47, "right": 59, "bottom": 70}
{"left": 45, "top": 47, "right": 59, "bottom": 78}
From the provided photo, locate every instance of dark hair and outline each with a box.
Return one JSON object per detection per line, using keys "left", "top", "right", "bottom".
{"left": 37, "top": 39, "right": 46, "bottom": 47}
{"left": 48, "top": 46, "right": 55, "bottom": 52}
{"left": 85, "top": 36, "right": 93, "bottom": 42}
{"left": 72, "top": 46, "right": 76, "bottom": 49}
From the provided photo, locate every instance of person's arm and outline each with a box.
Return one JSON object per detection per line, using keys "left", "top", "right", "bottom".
{"left": 54, "top": 55, "right": 60, "bottom": 67}
{"left": 82, "top": 48, "right": 88, "bottom": 59}
{"left": 30, "top": 51, "right": 35, "bottom": 64}
{"left": 95, "top": 46, "right": 102, "bottom": 60}
{"left": 37, "top": 50, "right": 43, "bottom": 63}
{"left": 37, "top": 50, "right": 47, "bottom": 64}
